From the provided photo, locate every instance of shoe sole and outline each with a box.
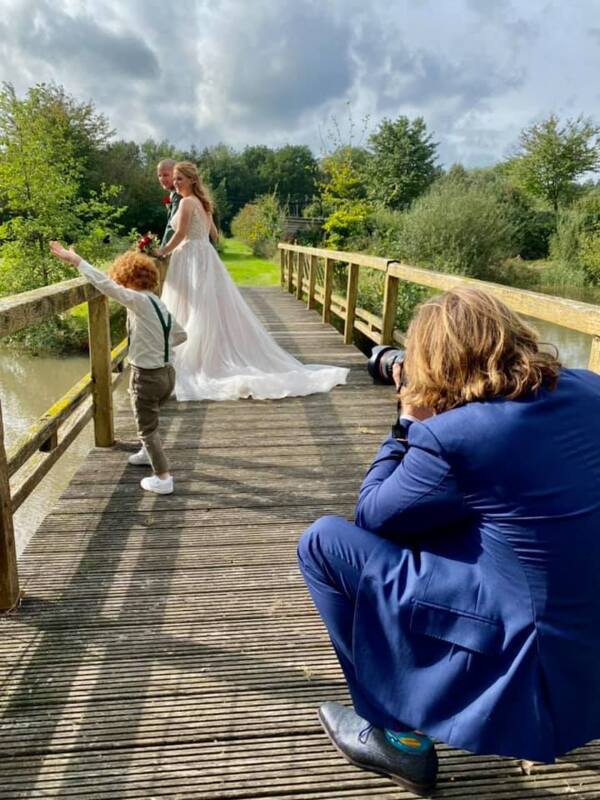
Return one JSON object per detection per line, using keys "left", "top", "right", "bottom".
{"left": 317, "top": 708, "right": 435, "bottom": 797}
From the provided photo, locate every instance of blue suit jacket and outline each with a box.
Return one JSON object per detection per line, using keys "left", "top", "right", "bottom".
{"left": 353, "top": 368, "right": 600, "bottom": 761}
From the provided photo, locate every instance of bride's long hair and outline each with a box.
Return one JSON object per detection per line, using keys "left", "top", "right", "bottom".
{"left": 174, "top": 161, "right": 215, "bottom": 215}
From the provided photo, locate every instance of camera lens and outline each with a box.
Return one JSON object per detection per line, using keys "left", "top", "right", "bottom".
{"left": 367, "top": 345, "right": 405, "bottom": 384}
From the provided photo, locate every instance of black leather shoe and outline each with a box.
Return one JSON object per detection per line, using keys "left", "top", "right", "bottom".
{"left": 318, "top": 702, "right": 438, "bottom": 796}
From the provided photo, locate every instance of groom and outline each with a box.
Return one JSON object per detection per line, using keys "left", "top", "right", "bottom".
{"left": 157, "top": 159, "right": 182, "bottom": 246}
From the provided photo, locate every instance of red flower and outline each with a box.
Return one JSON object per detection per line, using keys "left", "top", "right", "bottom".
{"left": 162, "top": 195, "right": 171, "bottom": 206}
{"left": 136, "top": 233, "right": 157, "bottom": 253}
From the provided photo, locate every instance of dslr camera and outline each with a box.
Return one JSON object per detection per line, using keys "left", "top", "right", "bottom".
{"left": 367, "top": 345, "right": 405, "bottom": 385}
{"left": 367, "top": 345, "right": 409, "bottom": 442}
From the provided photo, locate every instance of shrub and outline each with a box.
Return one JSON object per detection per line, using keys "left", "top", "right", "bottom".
{"left": 294, "top": 226, "right": 324, "bottom": 247}
{"left": 393, "top": 179, "right": 519, "bottom": 279}
{"left": 231, "top": 194, "right": 285, "bottom": 258}
{"left": 322, "top": 201, "right": 371, "bottom": 250}
{"left": 549, "top": 190, "right": 600, "bottom": 284}
{"left": 579, "top": 231, "right": 600, "bottom": 285}
{"left": 550, "top": 209, "right": 583, "bottom": 266}
{"left": 361, "top": 206, "right": 406, "bottom": 256}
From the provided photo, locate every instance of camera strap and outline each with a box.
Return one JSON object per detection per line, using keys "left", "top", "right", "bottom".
{"left": 392, "top": 400, "right": 409, "bottom": 445}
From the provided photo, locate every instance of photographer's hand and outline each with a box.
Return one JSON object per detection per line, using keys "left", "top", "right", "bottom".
{"left": 392, "top": 362, "right": 403, "bottom": 390}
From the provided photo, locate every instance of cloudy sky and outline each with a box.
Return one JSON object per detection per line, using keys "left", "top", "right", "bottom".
{"left": 0, "top": 0, "right": 598, "bottom": 167}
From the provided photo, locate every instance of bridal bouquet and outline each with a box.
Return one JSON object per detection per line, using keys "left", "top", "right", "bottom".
{"left": 136, "top": 232, "right": 159, "bottom": 256}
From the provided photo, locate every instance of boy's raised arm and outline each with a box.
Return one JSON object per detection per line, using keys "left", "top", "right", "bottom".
{"left": 49, "top": 241, "right": 144, "bottom": 311}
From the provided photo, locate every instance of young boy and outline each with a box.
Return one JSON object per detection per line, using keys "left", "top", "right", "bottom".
{"left": 50, "top": 242, "right": 187, "bottom": 495}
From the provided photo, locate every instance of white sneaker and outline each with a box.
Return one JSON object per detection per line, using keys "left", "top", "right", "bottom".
{"left": 140, "top": 475, "right": 174, "bottom": 495}
{"left": 128, "top": 447, "right": 151, "bottom": 466}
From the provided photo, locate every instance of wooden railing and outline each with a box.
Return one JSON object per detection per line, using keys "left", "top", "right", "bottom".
{"left": 278, "top": 243, "right": 600, "bottom": 373}
{"left": 0, "top": 278, "right": 128, "bottom": 610}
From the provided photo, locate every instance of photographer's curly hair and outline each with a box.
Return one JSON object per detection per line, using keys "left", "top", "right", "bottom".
{"left": 108, "top": 251, "right": 158, "bottom": 291}
{"left": 174, "top": 161, "right": 215, "bottom": 215}
{"left": 402, "top": 287, "right": 561, "bottom": 414}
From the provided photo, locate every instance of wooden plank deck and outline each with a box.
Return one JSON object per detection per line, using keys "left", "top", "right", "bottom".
{"left": 1, "top": 287, "right": 599, "bottom": 799}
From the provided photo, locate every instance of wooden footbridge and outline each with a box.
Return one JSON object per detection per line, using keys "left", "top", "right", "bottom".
{"left": 2, "top": 245, "right": 600, "bottom": 798}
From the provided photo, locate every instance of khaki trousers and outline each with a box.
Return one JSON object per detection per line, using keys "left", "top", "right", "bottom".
{"left": 129, "top": 364, "right": 175, "bottom": 475}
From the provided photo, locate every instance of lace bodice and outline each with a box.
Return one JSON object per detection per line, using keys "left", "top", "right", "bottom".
{"left": 173, "top": 201, "right": 209, "bottom": 241}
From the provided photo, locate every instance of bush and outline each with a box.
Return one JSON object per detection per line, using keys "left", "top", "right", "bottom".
{"left": 393, "top": 179, "right": 519, "bottom": 279}
{"left": 294, "top": 226, "right": 324, "bottom": 247}
{"left": 579, "top": 231, "right": 600, "bottom": 285}
{"left": 549, "top": 190, "right": 600, "bottom": 284}
{"left": 231, "top": 194, "right": 285, "bottom": 258}
{"left": 550, "top": 209, "right": 583, "bottom": 266}
{"left": 361, "top": 206, "right": 406, "bottom": 256}
{"left": 517, "top": 209, "right": 555, "bottom": 260}
{"left": 322, "top": 200, "right": 371, "bottom": 250}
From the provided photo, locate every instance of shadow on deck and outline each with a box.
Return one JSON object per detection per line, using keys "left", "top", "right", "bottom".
{"left": 1, "top": 288, "right": 598, "bottom": 799}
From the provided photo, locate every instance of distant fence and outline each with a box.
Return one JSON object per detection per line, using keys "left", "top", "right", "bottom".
{"left": 0, "top": 280, "right": 128, "bottom": 610}
{"left": 278, "top": 242, "right": 600, "bottom": 365}
{"left": 283, "top": 216, "right": 325, "bottom": 239}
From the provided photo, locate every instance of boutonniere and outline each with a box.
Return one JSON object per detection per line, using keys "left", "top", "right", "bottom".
{"left": 162, "top": 195, "right": 172, "bottom": 206}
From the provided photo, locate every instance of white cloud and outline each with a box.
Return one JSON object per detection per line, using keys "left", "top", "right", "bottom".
{"left": 0, "top": 0, "right": 598, "bottom": 166}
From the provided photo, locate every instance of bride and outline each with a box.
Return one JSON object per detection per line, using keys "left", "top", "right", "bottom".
{"left": 158, "top": 161, "right": 349, "bottom": 401}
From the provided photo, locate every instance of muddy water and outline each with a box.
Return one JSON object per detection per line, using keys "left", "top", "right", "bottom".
{"left": 0, "top": 349, "right": 127, "bottom": 556}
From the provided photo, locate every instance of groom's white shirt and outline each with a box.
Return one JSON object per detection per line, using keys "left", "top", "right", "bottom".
{"left": 77, "top": 259, "right": 187, "bottom": 369}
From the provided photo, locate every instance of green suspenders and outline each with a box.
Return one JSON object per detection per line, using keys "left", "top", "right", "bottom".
{"left": 148, "top": 296, "right": 172, "bottom": 364}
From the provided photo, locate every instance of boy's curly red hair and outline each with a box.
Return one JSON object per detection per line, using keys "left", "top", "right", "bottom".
{"left": 108, "top": 251, "right": 158, "bottom": 291}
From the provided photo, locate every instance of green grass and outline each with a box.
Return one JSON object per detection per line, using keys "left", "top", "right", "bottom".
{"left": 220, "top": 238, "right": 279, "bottom": 286}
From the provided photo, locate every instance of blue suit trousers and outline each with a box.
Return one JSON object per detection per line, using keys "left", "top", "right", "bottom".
{"left": 298, "top": 514, "right": 408, "bottom": 731}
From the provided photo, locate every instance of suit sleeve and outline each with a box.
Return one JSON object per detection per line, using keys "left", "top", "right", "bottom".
{"left": 355, "top": 423, "right": 469, "bottom": 537}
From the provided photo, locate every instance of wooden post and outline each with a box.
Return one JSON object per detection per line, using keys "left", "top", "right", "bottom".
{"left": 380, "top": 273, "right": 399, "bottom": 345}
{"left": 307, "top": 255, "right": 318, "bottom": 310}
{"left": 588, "top": 336, "right": 600, "bottom": 373}
{"left": 344, "top": 262, "right": 360, "bottom": 345}
{"left": 287, "top": 251, "right": 294, "bottom": 294}
{"left": 88, "top": 295, "right": 114, "bottom": 447}
{"left": 0, "top": 400, "right": 19, "bottom": 611}
{"left": 296, "top": 253, "right": 305, "bottom": 300}
{"left": 280, "top": 249, "right": 285, "bottom": 288}
{"left": 323, "top": 258, "right": 334, "bottom": 324}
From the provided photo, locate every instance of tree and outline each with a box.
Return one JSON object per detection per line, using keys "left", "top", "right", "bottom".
{"left": 365, "top": 116, "right": 439, "bottom": 209}
{"left": 90, "top": 138, "right": 183, "bottom": 235}
{"left": 513, "top": 114, "right": 600, "bottom": 212}
{"left": 261, "top": 145, "right": 319, "bottom": 203}
{"left": 0, "top": 82, "right": 123, "bottom": 296}
{"left": 196, "top": 144, "right": 251, "bottom": 231}
{"left": 319, "top": 146, "right": 371, "bottom": 248}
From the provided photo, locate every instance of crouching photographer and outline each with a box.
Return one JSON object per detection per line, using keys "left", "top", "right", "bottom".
{"left": 297, "top": 286, "right": 600, "bottom": 795}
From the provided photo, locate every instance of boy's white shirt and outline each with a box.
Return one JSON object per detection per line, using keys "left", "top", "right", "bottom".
{"left": 78, "top": 259, "right": 187, "bottom": 369}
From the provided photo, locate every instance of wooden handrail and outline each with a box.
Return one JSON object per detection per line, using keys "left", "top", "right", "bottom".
{"left": 0, "top": 277, "right": 98, "bottom": 338}
{"left": 278, "top": 242, "right": 600, "bottom": 371}
{"left": 0, "top": 277, "right": 129, "bottom": 610}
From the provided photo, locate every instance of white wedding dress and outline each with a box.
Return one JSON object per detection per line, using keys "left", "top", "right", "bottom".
{"left": 161, "top": 203, "right": 349, "bottom": 401}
